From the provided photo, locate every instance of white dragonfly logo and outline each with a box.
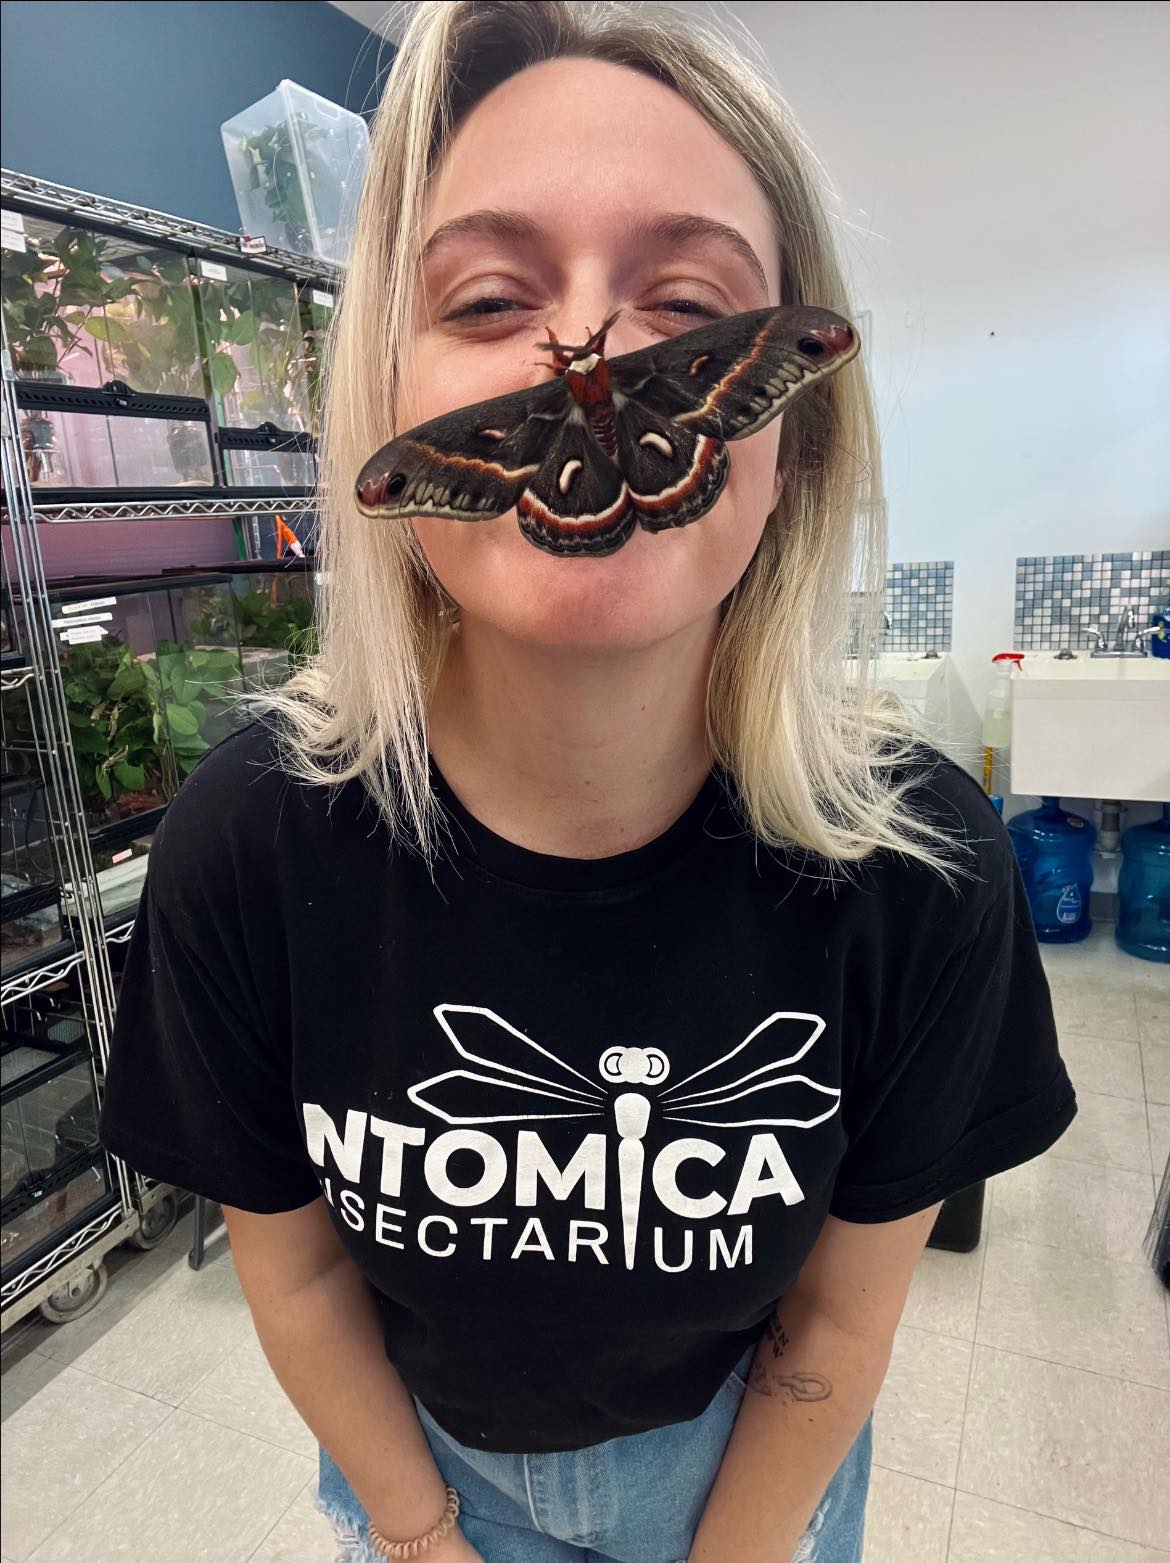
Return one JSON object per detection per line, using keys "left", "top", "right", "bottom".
{"left": 408, "top": 1004, "right": 840, "bottom": 1269}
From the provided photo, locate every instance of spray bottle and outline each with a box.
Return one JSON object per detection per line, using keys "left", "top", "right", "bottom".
{"left": 982, "top": 652, "right": 1024, "bottom": 795}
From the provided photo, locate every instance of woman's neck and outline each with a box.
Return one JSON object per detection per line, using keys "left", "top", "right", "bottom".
{"left": 426, "top": 614, "right": 720, "bottom": 860}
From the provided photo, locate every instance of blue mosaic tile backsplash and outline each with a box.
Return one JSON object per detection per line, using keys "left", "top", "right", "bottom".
{"left": 1014, "top": 550, "right": 1170, "bottom": 651}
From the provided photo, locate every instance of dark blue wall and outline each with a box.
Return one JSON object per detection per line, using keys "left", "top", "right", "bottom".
{"left": 1, "top": 1, "right": 389, "bottom": 231}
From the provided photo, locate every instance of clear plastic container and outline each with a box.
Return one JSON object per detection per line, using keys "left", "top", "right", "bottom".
{"left": 220, "top": 80, "right": 369, "bottom": 266}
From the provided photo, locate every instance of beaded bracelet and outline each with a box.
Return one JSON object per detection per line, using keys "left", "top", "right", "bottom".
{"left": 367, "top": 1487, "right": 461, "bottom": 1559}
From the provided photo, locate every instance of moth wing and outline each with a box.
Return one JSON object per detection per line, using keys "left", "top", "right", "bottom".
{"left": 613, "top": 398, "right": 729, "bottom": 533}
{"left": 355, "top": 379, "right": 569, "bottom": 521}
{"left": 607, "top": 305, "right": 859, "bottom": 441}
{"left": 516, "top": 415, "right": 634, "bottom": 557}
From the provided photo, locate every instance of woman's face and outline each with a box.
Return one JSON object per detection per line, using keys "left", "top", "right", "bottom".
{"left": 401, "top": 57, "right": 783, "bottom": 654}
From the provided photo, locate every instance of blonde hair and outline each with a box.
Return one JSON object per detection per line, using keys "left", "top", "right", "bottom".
{"left": 253, "top": 0, "right": 961, "bottom": 880}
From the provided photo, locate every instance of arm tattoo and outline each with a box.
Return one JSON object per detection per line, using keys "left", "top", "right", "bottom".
{"left": 746, "top": 1308, "right": 833, "bottom": 1403}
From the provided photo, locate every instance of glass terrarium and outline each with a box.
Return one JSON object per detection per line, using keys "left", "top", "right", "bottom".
{"left": 1, "top": 211, "right": 204, "bottom": 396}
{"left": 2, "top": 664, "right": 66, "bottom": 973}
{"left": 193, "top": 259, "right": 312, "bottom": 433}
{"left": 222, "top": 445, "right": 315, "bottom": 488}
{"left": 168, "top": 559, "right": 317, "bottom": 691}
{"left": 62, "top": 815, "right": 154, "bottom": 931}
{"left": 47, "top": 572, "right": 248, "bottom": 831}
{"left": 1, "top": 987, "right": 111, "bottom": 1277}
{"left": 299, "top": 282, "right": 335, "bottom": 437}
{"left": 17, "top": 386, "right": 214, "bottom": 491}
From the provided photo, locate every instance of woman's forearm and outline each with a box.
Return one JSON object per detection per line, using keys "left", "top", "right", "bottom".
{"left": 246, "top": 1248, "right": 450, "bottom": 1540}
{"left": 690, "top": 1287, "right": 889, "bottom": 1563}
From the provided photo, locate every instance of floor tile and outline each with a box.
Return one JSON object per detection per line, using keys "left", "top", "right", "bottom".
{"left": 63, "top": 1246, "right": 253, "bottom": 1407}
{"left": 1141, "top": 1039, "right": 1170, "bottom": 1106}
{"left": 900, "top": 1241, "right": 984, "bottom": 1341}
{"left": 989, "top": 1155, "right": 1156, "bottom": 1266}
{"left": 871, "top": 1324, "right": 972, "bottom": 1486}
{"left": 958, "top": 1345, "right": 1170, "bottom": 1551}
{"left": 36, "top": 1243, "right": 183, "bottom": 1368}
{"left": 181, "top": 1329, "right": 316, "bottom": 1459}
{"left": 1135, "top": 986, "right": 1169, "bottom": 1037}
{"left": 1046, "top": 1087, "right": 1155, "bottom": 1173}
{"left": 861, "top": 1463, "right": 953, "bottom": 1563}
{"left": 1, "top": 1367, "right": 169, "bottom": 1561}
{"left": 26, "top": 1410, "right": 311, "bottom": 1563}
{"left": 947, "top": 1489, "right": 1170, "bottom": 1562}
{"left": 1148, "top": 1102, "right": 1170, "bottom": 1176}
{"left": 249, "top": 1476, "right": 337, "bottom": 1563}
{"left": 1056, "top": 1031, "right": 1145, "bottom": 1100}
{"left": 0, "top": 1350, "right": 64, "bottom": 1423}
{"left": 975, "top": 1234, "right": 1170, "bottom": 1388}
{"left": 1052, "top": 984, "right": 1139, "bottom": 1042}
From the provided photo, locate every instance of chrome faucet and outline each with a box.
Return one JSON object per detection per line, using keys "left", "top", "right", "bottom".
{"left": 1089, "top": 605, "right": 1149, "bottom": 657}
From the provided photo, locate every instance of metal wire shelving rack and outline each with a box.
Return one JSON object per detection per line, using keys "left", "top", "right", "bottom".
{"left": 1, "top": 168, "right": 328, "bottom": 1329}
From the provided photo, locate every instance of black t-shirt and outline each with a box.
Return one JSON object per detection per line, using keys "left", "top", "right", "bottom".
{"left": 98, "top": 719, "right": 1076, "bottom": 1453}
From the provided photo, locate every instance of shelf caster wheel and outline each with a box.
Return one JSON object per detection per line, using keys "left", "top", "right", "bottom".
{"left": 39, "top": 1262, "right": 108, "bottom": 1324}
{"left": 128, "top": 1194, "right": 178, "bottom": 1251}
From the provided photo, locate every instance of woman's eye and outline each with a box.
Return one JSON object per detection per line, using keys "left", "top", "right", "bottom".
{"left": 648, "top": 299, "right": 720, "bottom": 320}
{"left": 446, "top": 297, "right": 525, "bottom": 321}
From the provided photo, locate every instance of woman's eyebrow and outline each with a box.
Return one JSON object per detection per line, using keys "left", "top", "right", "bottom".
{"left": 420, "top": 209, "right": 770, "bottom": 298}
{"left": 626, "top": 213, "right": 771, "bottom": 300}
{"left": 421, "top": 210, "right": 542, "bottom": 265}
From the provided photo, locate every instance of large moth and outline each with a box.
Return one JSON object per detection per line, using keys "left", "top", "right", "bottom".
{"left": 355, "top": 304, "right": 859, "bottom": 557}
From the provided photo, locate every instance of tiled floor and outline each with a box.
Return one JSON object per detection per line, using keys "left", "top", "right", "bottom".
{"left": 2, "top": 925, "right": 1168, "bottom": 1563}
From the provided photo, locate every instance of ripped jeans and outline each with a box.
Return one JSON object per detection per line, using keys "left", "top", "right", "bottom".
{"left": 317, "top": 1344, "right": 873, "bottom": 1563}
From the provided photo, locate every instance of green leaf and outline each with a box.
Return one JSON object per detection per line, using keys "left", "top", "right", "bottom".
{"left": 164, "top": 701, "right": 200, "bottom": 736}
{"left": 112, "top": 761, "right": 146, "bottom": 791}
{"left": 95, "top": 763, "right": 113, "bottom": 800}
{"left": 107, "top": 660, "right": 146, "bottom": 698}
{"left": 228, "top": 309, "right": 256, "bottom": 346}
{"left": 21, "top": 335, "right": 58, "bottom": 370}
{"left": 82, "top": 315, "right": 127, "bottom": 344}
{"left": 209, "top": 351, "right": 238, "bottom": 396}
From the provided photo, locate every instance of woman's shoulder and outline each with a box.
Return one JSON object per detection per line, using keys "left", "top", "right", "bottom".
{"left": 146, "top": 716, "right": 342, "bottom": 913}
{"left": 861, "top": 744, "right": 1021, "bottom": 924}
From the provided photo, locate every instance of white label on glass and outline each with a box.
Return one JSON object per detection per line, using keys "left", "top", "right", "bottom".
{"left": 51, "top": 611, "right": 112, "bottom": 629}
{"left": 0, "top": 210, "right": 26, "bottom": 252}
{"left": 61, "top": 625, "right": 106, "bottom": 644}
{"left": 61, "top": 597, "right": 117, "bottom": 615}
{"left": 311, "top": 289, "right": 334, "bottom": 308}
{"left": 199, "top": 259, "right": 228, "bottom": 281}
{"left": 111, "top": 848, "right": 134, "bottom": 865}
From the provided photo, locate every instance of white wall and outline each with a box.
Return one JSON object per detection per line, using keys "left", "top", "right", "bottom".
{"left": 696, "top": 0, "right": 1169, "bottom": 699}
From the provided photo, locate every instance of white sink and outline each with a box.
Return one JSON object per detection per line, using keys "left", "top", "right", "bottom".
{"left": 845, "top": 654, "right": 983, "bottom": 777}
{"left": 1010, "top": 654, "right": 1170, "bottom": 801}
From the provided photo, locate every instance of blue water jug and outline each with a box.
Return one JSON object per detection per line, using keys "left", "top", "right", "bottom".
{"left": 1008, "top": 797, "right": 1096, "bottom": 943}
{"left": 1117, "top": 804, "right": 1170, "bottom": 963}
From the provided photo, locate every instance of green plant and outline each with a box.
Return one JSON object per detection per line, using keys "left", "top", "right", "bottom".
{"left": 63, "top": 640, "right": 168, "bottom": 809}
{"left": 1, "top": 227, "right": 136, "bottom": 377}
{"left": 194, "top": 586, "right": 318, "bottom": 670}
{"left": 238, "top": 115, "right": 328, "bottom": 249}
{"left": 61, "top": 637, "right": 242, "bottom": 812}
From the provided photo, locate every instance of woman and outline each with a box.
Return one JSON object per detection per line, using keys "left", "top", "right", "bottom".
{"left": 99, "top": 4, "right": 1077, "bottom": 1560}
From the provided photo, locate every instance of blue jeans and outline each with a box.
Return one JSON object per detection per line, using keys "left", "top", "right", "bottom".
{"left": 316, "top": 1345, "right": 874, "bottom": 1563}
